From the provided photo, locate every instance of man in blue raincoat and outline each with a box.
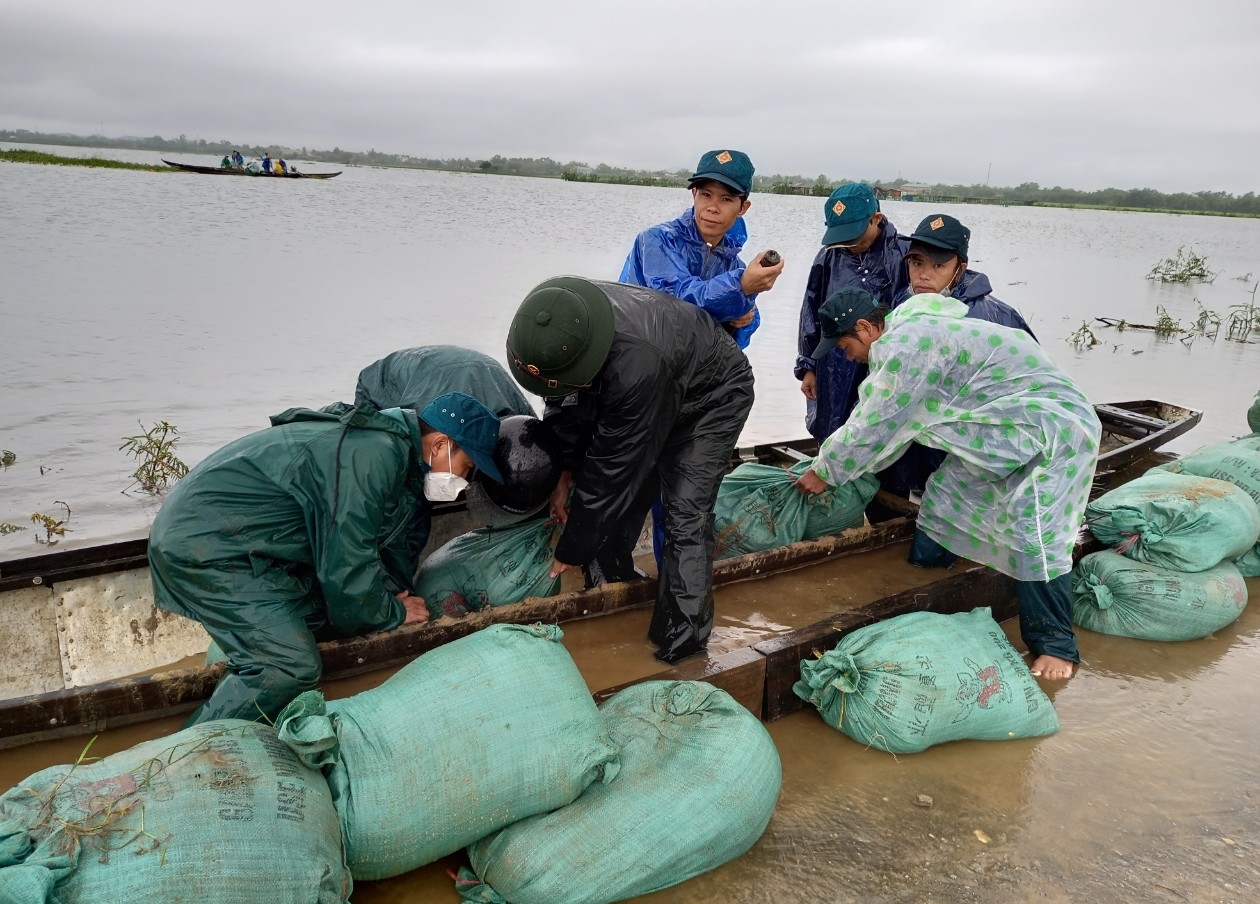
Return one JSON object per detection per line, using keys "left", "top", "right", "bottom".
{"left": 620, "top": 149, "right": 783, "bottom": 349}
{"left": 149, "top": 392, "right": 503, "bottom": 726}
{"left": 797, "top": 291, "right": 1100, "bottom": 680}
{"left": 616, "top": 150, "right": 783, "bottom": 581}
{"left": 795, "top": 183, "right": 909, "bottom": 441}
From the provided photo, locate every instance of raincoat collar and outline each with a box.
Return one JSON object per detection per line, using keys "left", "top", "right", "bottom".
{"left": 886, "top": 293, "right": 969, "bottom": 330}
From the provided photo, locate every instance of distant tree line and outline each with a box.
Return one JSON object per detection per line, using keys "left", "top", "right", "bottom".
{"left": 3, "top": 129, "right": 1256, "bottom": 216}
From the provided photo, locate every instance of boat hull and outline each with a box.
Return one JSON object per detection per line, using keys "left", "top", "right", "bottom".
{"left": 161, "top": 159, "right": 341, "bottom": 179}
{"left": 0, "top": 400, "right": 1198, "bottom": 748}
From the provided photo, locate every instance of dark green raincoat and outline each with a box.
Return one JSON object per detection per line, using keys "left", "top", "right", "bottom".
{"left": 149, "top": 404, "right": 429, "bottom": 725}
{"left": 355, "top": 345, "right": 535, "bottom": 418}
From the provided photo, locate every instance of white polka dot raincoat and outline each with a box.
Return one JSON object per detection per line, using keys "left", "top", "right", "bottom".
{"left": 812, "top": 294, "right": 1101, "bottom": 581}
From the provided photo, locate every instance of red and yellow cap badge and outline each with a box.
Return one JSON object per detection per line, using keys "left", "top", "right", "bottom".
{"left": 715, "top": 151, "right": 733, "bottom": 165}
{"left": 930, "top": 216, "right": 945, "bottom": 230}
{"left": 832, "top": 199, "right": 847, "bottom": 216}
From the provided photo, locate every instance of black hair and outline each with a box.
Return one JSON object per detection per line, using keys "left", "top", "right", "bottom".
{"left": 839, "top": 304, "right": 890, "bottom": 339}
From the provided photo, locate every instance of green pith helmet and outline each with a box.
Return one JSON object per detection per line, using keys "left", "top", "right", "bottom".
{"left": 506, "top": 276, "right": 616, "bottom": 398}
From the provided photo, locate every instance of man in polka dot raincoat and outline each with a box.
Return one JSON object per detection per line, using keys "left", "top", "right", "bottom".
{"left": 795, "top": 287, "right": 1101, "bottom": 680}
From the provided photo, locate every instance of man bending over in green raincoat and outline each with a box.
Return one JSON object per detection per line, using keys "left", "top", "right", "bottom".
{"left": 796, "top": 289, "right": 1101, "bottom": 680}
{"left": 149, "top": 392, "right": 502, "bottom": 726}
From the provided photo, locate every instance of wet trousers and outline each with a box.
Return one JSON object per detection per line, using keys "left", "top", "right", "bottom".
{"left": 907, "top": 527, "right": 1079, "bottom": 663}
{"left": 647, "top": 381, "right": 754, "bottom": 664}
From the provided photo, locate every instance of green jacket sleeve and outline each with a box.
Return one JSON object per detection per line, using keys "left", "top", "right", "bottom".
{"left": 287, "top": 430, "right": 409, "bottom": 637}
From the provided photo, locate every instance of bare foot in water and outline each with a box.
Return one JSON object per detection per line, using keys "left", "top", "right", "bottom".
{"left": 1030, "top": 654, "right": 1076, "bottom": 680}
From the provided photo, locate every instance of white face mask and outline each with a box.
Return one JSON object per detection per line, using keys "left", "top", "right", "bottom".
{"left": 423, "top": 443, "right": 469, "bottom": 503}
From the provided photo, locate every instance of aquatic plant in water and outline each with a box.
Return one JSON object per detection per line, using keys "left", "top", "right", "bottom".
{"left": 1067, "top": 321, "right": 1100, "bottom": 349}
{"left": 1146, "top": 247, "right": 1217, "bottom": 283}
{"left": 120, "top": 421, "right": 189, "bottom": 494}
{"left": 31, "top": 502, "right": 71, "bottom": 544}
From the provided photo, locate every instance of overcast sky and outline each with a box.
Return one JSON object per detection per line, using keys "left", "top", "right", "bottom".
{"left": 3, "top": 0, "right": 1257, "bottom": 194}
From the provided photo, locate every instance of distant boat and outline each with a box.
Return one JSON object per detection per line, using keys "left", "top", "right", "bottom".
{"left": 162, "top": 159, "right": 341, "bottom": 180}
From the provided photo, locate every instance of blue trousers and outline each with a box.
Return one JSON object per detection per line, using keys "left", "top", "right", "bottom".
{"left": 907, "top": 527, "right": 1079, "bottom": 663}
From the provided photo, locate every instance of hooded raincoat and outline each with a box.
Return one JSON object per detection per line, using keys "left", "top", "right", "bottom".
{"left": 619, "top": 208, "right": 761, "bottom": 348}
{"left": 810, "top": 294, "right": 1100, "bottom": 582}
{"left": 542, "top": 281, "right": 754, "bottom": 663}
{"left": 877, "top": 272, "right": 1039, "bottom": 497}
{"left": 796, "top": 218, "right": 909, "bottom": 439}
{"left": 355, "top": 345, "right": 535, "bottom": 418}
{"left": 894, "top": 269, "right": 1036, "bottom": 339}
{"left": 149, "top": 404, "right": 429, "bottom": 724}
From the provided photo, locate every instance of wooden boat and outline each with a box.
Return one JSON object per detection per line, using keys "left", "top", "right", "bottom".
{"left": 161, "top": 159, "right": 341, "bottom": 179}
{"left": 0, "top": 399, "right": 1199, "bottom": 749}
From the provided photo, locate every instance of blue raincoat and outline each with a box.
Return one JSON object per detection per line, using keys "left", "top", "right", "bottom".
{"left": 795, "top": 218, "right": 909, "bottom": 439}
{"left": 811, "top": 294, "right": 1101, "bottom": 582}
{"left": 619, "top": 208, "right": 760, "bottom": 348}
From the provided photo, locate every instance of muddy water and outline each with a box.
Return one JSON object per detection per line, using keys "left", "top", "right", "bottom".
{"left": 4, "top": 557, "right": 1257, "bottom": 903}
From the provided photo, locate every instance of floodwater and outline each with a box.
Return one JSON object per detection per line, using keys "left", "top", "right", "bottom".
{"left": 2, "top": 142, "right": 1260, "bottom": 553}
{"left": 3, "top": 145, "right": 1260, "bottom": 902}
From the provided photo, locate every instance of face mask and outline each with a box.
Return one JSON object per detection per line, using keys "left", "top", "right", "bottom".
{"left": 423, "top": 443, "right": 469, "bottom": 502}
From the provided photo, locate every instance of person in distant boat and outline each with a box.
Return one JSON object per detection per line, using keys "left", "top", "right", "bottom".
{"left": 220, "top": 154, "right": 232, "bottom": 169}
{"left": 797, "top": 288, "right": 1100, "bottom": 681}
{"left": 148, "top": 392, "right": 504, "bottom": 726}
{"left": 874, "top": 214, "right": 1038, "bottom": 506}
{"left": 232, "top": 149, "right": 245, "bottom": 168}
{"left": 795, "top": 183, "right": 909, "bottom": 442}
{"left": 277, "top": 159, "right": 288, "bottom": 174}
{"left": 506, "top": 277, "right": 754, "bottom": 665}
{"left": 262, "top": 152, "right": 273, "bottom": 174}
{"left": 613, "top": 149, "right": 783, "bottom": 585}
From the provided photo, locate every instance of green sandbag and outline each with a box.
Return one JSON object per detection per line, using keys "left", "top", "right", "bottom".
{"left": 793, "top": 607, "right": 1059, "bottom": 754}
{"left": 0, "top": 721, "right": 350, "bottom": 904}
{"left": 275, "top": 623, "right": 619, "bottom": 881}
{"left": 455, "top": 681, "right": 781, "bottom": 904}
{"left": 1085, "top": 469, "right": 1260, "bottom": 573}
{"left": 415, "top": 518, "right": 562, "bottom": 619}
{"left": 1156, "top": 440, "right": 1260, "bottom": 576}
{"left": 1072, "top": 550, "right": 1248, "bottom": 641}
{"left": 714, "top": 459, "right": 879, "bottom": 559}
{"left": 1248, "top": 391, "right": 1260, "bottom": 434}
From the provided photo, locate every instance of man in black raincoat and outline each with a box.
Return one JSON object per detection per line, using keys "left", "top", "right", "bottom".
{"left": 506, "top": 277, "right": 754, "bottom": 663}
{"left": 149, "top": 393, "right": 502, "bottom": 726}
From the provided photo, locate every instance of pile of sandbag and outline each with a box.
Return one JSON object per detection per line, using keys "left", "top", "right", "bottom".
{"left": 1076, "top": 464, "right": 1259, "bottom": 641}
{"left": 1153, "top": 434, "right": 1260, "bottom": 576}
{"left": 454, "top": 681, "right": 781, "bottom": 904}
{"left": 276, "top": 623, "right": 619, "bottom": 881}
{"left": 0, "top": 721, "right": 352, "bottom": 904}
{"left": 414, "top": 518, "right": 562, "bottom": 619}
{"left": 792, "top": 607, "right": 1060, "bottom": 754}
{"left": 714, "top": 459, "right": 879, "bottom": 559}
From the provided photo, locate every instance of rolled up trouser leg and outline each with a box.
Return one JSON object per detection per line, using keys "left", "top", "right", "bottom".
{"left": 185, "top": 612, "right": 323, "bottom": 727}
{"left": 1016, "top": 573, "right": 1079, "bottom": 663}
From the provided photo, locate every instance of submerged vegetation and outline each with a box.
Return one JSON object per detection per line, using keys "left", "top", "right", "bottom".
{"left": 31, "top": 502, "right": 72, "bottom": 545}
{"left": 1146, "top": 247, "right": 1218, "bottom": 283}
{"left": 121, "top": 421, "right": 189, "bottom": 494}
{"left": 0, "top": 149, "right": 168, "bottom": 172}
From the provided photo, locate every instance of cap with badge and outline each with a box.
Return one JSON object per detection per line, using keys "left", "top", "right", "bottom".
{"left": 506, "top": 276, "right": 616, "bottom": 399}
{"left": 811, "top": 287, "right": 880, "bottom": 359}
{"left": 821, "top": 183, "right": 880, "bottom": 246}
{"left": 688, "top": 149, "right": 755, "bottom": 196}
{"left": 418, "top": 392, "right": 503, "bottom": 482}
{"left": 908, "top": 214, "right": 970, "bottom": 260}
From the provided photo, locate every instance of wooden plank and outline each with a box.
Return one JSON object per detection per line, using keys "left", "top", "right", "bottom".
{"left": 593, "top": 646, "right": 767, "bottom": 720}
{"left": 755, "top": 566, "right": 1017, "bottom": 721}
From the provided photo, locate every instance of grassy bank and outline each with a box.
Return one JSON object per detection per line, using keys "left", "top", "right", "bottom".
{"left": 0, "top": 149, "right": 169, "bottom": 172}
